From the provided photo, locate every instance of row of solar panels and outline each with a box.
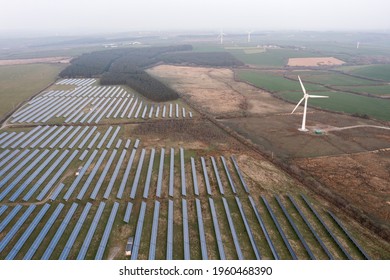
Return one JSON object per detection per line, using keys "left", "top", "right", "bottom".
{"left": 56, "top": 78, "right": 96, "bottom": 87}
{"left": 12, "top": 92, "right": 193, "bottom": 124}
{"left": 0, "top": 130, "right": 139, "bottom": 203}
{"left": 44, "top": 85, "right": 124, "bottom": 97}
{"left": 0, "top": 194, "right": 369, "bottom": 260}
{"left": 0, "top": 201, "right": 119, "bottom": 260}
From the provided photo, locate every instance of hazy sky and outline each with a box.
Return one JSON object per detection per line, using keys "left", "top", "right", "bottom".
{"left": 1, "top": 0, "right": 389, "bottom": 34}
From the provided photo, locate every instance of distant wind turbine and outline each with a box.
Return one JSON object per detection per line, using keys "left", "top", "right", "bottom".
{"left": 247, "top": 31, "right": 253, "bottom": 43}
{"left": 217, "top": 29, "right": 225, "bottom": 44}
{"left": 291, "top": 76, "right": 329, "bottom": 132}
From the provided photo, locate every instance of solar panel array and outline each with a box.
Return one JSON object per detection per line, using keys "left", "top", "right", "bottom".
{"left": 11, "top": 81, "right": 193, "bottom": 124}
{"left": 0, "top": 95, "right": 372, "bottom": 261}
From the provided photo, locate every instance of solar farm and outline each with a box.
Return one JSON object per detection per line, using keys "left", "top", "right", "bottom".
{"left": 0, "top": 78, "right": 377, "bottom": 260}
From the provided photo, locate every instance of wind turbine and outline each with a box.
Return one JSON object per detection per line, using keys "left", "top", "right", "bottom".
{"left": 217, "top": 29, "right": 225, "bottom": 44}
{"left": 291, "top": 76, "right": 329, "bottom": 132}
{"left": 246, "top": 31, "right": 253, "bottom": 43}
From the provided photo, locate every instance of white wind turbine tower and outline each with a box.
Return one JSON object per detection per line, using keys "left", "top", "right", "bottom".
{"left": 291, "top": 76, "right": 329, "bottom": 132}
{"left": 247, "top": 31, "right": 253, "bottom": 43}
{"left": 218, "top": 29, "right": 225, "bottom": 44}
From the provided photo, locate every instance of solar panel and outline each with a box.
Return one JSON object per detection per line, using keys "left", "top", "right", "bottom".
{"left": 76, "top": 150, "right": 108, "bottom": 200}
{"left": 116, "top": 149, "right": 136, "bottom": 199}
{"left": 195, "top": 198, "right": 208, "bottom": 260}
{"left": 0, "top": 149, "right": 49, "bottom": 201}
{"left": 0, "top": 204, "right": 36, "bottom": 253}
{"left": 130, "top": 201, "right": 147, "bottom": 260}
{"left": 50, "top": 183, "right": 65, "bottom": 201}
{"left": 0, "top": 149, "right": 20, "bottom": 169}
{"left": 169, "top": 148, "right": 174, "bottom": 197}
{"left": 69, "top": 127, "right": 90, "bottom": 148}
{"left": 148, "top": 201, "right": 160, "bottom": 260}
{"left": 115, "top": 139, "right": 122, "bottom": 149}
{"left": 261, "top": 195, "right": 297, "bottom": 260}
{"left": 79, "top": 150, "right": 89, "bottom": 161}
{"left": 103, "top": 149, "right": 126, "bottom": 199}
{"left": 63, "top": 150, "right": 98, "bottom": 201}
{"left": 327, "top": 210, "right": 370, "bottom": 260}
{"left": 191, "top": 158, "right": 199, "bottom": 196}
{"left": 49, "top": 126, "right": 74, "bottom": 148}
{"left": 169, "top": 103, "right": 172, "bottom": 118}
{"left": 208, "top": 198, "right": 225, "bottom": 260}
{"left": 124, "top": 139, "right": 131, "bottom": 149}
{"left": 162, "top": 105, "right": 166, "bottom": 118}
{"left": 97, "top": 126, "right": 113, "bottom": 149}
{"left": 275, "top": 196, "right": 316, "bottom": 260}
{"left": 142, "top": 148, "right": 155, "bottom": 198}
{"left": 141, "top": 104, "right": 148, "bottom": 119}
{"left": 0, "top": 205, "right": 8, "bottom": 217}
{"left": 77, "top": 202, "right": 106, "bottom": 260}
{"left": 87, "top": 132, "right": 101, "bottom": 149}
{"left": 127, "top": 98, "right": 138, "bottom": 118}
{"left": 123, "top": 202, "right": 133, "bottom": 223}
{"left": 235, "top": 197, "right": 261, "bottom": 259}
{"left": 113, "top": 97, "right": 128, "bottom": 118}
{"left": 220, "top": 156, "right": 237, "bottom": 194}
{"left": 39, "top": 126, "right": 66, "bottom": 148}
{"left": 180, "top": 148, "right": 186, "bottom": 196}
{"left": 134, "top": 101, "right": 143, "bottom": 119}
{"left": 275, "top": 196, "right": 315, "bottom": 259}
{"left": 30, "top": 126, "right": 58, "bottom": 148}
{"left": 90, "top": 149, "right": 118, "bottom": 200}
{"left": 0, "top": 149, "right": 30, "bottom": 177}
{"left": 166, "top": 200, "right": 174, "bottom": 260}
{"left": 23, "top": 203, "right": 64, "bottom": 260}
{"left": 59, "top": 126, "right": 81, "bottom": 148}
{"left": 200, "top": 157, "right": 212, "bottom": 195}
{"left": 222, "top": 197, "right": 243, "bottom": 260}
{"left": 36, "top": 150, "right": 79, "bottom": 201}
{"left": 182, "top": 199, "right": 190, "bottom": 260}
{"left": 211, "top": 157, "right": 224, "bottom": 195}
{"left": 288, "top": 195, "right": 333, "bottom": 259}
{"left": 41, "top": 203, "right": 78, "bottom": 260}
{"left": 230, "top": 156, "right": 250, "bottom": 193}
{"left": 120, "top": 97, "right": 133, "bottom": 118}
{"left": 155, "top": 148, "right": 165, "bottom": 198}
{"left": 105, "top": 126, "right": 120, "bottom": 148}
{"left": 11, "top": 126, "right": 42, "bottom": 148}
{"left": 9, "top": 150, "right": 60, "bottom": 202}
{"left": 78, "top": 126, "right": 97, "bottom": 149}
{"left": 0, "top": 149, "right": 40, "bottom": 188}
{"left": 129, "top": 149, "right": 146, "bottom": 199}
{"left": 300, "top": 195, "right": 352, "bottom": 259}
{"left": 1, "top": 132, "right": 25, "bottom": 148}
{"left": 59, "top": 202, "right": 92, "bottom": 260}
{"left": 0, "top": 204, "right": 23, "bottom": 232}
{"left": 248, "top": 196, "right": 279, "bottom": 260}
{"left": 6, "top": 204, "right": 51, "bottom": 260}
{"left": 94, "top": 201, "right": 119, "bottom": 258}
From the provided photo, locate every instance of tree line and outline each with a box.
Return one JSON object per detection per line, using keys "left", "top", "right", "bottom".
{"left": 60, "top": 45, "right": 244, "bottom": 101}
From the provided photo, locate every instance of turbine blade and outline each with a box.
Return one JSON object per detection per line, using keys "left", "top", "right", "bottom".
{"left": 291, "top": 97, "right": 305, "bottom": 114}
{"left": 308, "top": 95, "right": 329, "bottom": 98}
{"left": 298, "top": 76, "right": 307, "bottom": 95}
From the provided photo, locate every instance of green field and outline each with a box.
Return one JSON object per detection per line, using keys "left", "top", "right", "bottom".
{"left": 333, "top": 85, "right": 390, "bottom": 96}
{"left": 237, "top": 70, "right": 326, "bottom": 92}
{"left": 343, "top": 64, "right": 390, "bottom": 82}
{"left": 237, "top": 69, "right": 390, "bottom": 121}
{"left": 229, "top": 48, "right": 322, "bottom": 68}
{"left": 278, "top": 91, "right": 390, "bottom": 120}
{"left": 0, "top": 63, "right": 65, "bottom": 119}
